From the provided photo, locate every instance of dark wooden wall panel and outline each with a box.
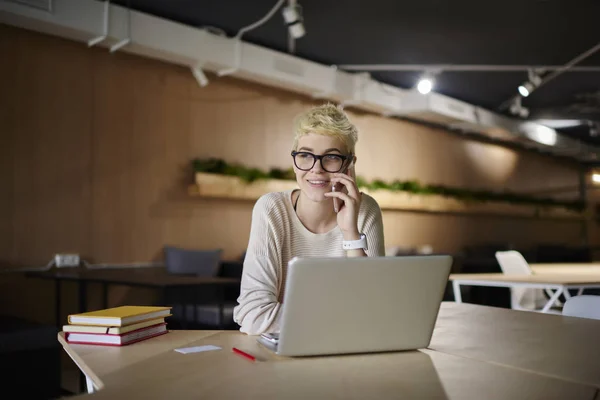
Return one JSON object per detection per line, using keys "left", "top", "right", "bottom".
{"left": 0, "top": 23, "right": 588, "bottom": 270}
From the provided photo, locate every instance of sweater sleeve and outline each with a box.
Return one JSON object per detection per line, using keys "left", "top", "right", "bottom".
{"left": 359, "top": 194, "right": 386, "bottom": 257}
{"left": 233, "top": 195, "right": 283, "bottom": 335}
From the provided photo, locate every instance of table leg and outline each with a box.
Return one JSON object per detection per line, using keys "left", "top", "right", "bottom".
{"left": 55, "top": 279, "right": 61, "bottom": 328}
{"left": 78, "top": 371, "right": 86, "bottom": 393}
{"left": 158, "top": 287, "right": 166, "bottom": 306}
{"left": 79, "top": 281, "right": 87, "bottom": 313}
{"left": 195, "top": 287, "right": 200, "bottom": 328}
{"left": 181, "top": 288, "right": 188, "bottom": 330}
{"left": 102, "top": 283, "right": 108, "bottom": 309}
{"left": 76, "top": 280, "right": 87, "bottom": 397}
{"left": 542, "top": 287, "right": 563, "bottom": 313}
{"left": 576, "top": 288, "right": 584, "bottom": 296}
{"left": 85, "top": 375, "right": 95, "bottom": 394}
{"left": 452, "top": 281, "right": 463, "bottom": 303}
{"left": 218, "top": 286, "right": 225, "bottom": 329}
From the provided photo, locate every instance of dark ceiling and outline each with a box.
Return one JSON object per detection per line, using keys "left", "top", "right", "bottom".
{"left": 112, "top": 0, "right": 600, "bottom": 146}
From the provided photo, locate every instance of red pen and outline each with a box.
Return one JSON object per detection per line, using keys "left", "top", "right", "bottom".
{"left": 232, "top": 347, "right": 256, "bottom": 362}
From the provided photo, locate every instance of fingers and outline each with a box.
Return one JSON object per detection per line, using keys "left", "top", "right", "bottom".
{"left": 324, "top": 191, "right": 356, "bottom": 212}
{"left": 335, "top": 172, "right": 353, "bottom": 180}
{"left": 331, "top": 173, "right": 359, "bottom": 200}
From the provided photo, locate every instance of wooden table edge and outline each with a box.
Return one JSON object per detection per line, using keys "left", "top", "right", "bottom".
{"left": 57, "top": 330, "right": 224, "bottom": 392}
{"left": 58, "top": 332, "right": 106, "bottom": 391}
{"left": 448, "top": 273, "right": 600, "bottom": 285}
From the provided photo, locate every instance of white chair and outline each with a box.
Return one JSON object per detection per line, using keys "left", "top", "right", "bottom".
{"left": 562, "top": 295, "right": 600, "bottom": 320}
{"left": 495, "top": 250, "right": 560, "bottom": 312}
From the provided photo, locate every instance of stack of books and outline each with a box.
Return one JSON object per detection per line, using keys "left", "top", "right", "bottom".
{"left": 63, "top": 305, "right": 172, "bottom": 346}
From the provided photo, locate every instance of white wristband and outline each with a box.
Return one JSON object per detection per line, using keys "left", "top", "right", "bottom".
{"left": 342, "top": 233, "right": 368, "bottom": 251}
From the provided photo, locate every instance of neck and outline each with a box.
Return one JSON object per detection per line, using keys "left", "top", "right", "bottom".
{"left": 295, "top": 190, "right": 337, "bottom": 234}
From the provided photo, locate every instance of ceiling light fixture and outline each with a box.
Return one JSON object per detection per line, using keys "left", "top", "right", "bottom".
{"left": 535, "top": 119, "right": 585, "bottom": 129}
{"left": 416, "top": 70, "right": 438, "bottom": 95}
{"left": 110, "top": 0, "right": 131, "bottom": 53}
{"left": 417, "top": 77, "right": 433, "bottom": 94}
{"left": 415, "top": 69, "right": 441, "bottom": 95}
{"left": 589, "top": 121, "right": 599, "bottom": 137}
{"left": 517, "top": 69, "right": 543, "bottom": 97}
{"left": 191, "top": 66, "right": 209, "bottom": 87}
{"left": 88, "top": 0, "right": 110, "bottom": 47}
{"left": 509, "top": 96, "right": 529, "bottom": 118}
{"left": 518, "top": 83, "right": 532, "bottom": 97}
{"left": 592, "top": 173, "right": 600, "bottom": 184}
{"left": 282, "top": 3, "right": 305, "bottom": 39}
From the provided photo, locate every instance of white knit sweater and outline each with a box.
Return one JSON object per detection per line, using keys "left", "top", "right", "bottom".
{"left": 233, "top": 189, "right": 385, "bottom": 335}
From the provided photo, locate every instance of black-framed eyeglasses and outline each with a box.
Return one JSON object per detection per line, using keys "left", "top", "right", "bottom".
{"left": 291, "top": 151, "right": 352, "bottom": 173}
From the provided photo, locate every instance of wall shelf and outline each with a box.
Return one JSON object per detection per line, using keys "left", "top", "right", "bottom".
{"left": 190, "top": 172, "right": 587, "bottom": 220}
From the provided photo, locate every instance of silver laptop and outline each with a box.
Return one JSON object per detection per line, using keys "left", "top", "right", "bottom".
{"left": 257, "top": 255, "right": 452, "bottom": 357}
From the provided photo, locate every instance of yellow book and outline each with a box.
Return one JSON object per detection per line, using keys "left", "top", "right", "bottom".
{"left": 67, "top": 305, "right": 172, "bottom": 327}
{"left": 63, "top": 317, "right": 168, "bottom": 334}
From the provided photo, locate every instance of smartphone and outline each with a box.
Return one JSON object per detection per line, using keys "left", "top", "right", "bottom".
{"left": 332, "top": 159, "right": 354, "bottom": 213}
{"left": 332, "top": 183, "right": 339, "bottom": 212}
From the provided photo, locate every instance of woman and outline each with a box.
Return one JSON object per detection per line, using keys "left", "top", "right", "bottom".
{"left": 233, "top": 103, "right": 386, "bottom": 335}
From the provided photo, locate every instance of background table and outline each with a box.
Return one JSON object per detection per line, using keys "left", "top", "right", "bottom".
{"left": 27, "top": 267, "right": 240, "bottom": 328}
{"left": 530, "top": 263, "right": 600, "bottom": 275}
{"left": 449, "top": 272, "right": 600, "bottom": 312}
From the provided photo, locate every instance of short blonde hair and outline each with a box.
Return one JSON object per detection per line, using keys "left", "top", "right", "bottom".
{"left": 292, "top": 103, "right": 358, "bottom": 154}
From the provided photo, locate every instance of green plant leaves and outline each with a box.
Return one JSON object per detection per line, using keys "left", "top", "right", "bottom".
{"left": 191, "top": 158, "right": 586, "bottom": 212}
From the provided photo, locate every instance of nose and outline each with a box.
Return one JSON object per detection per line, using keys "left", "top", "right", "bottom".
{"left": 310, "top": 158, "right": 325, "bottom": 173}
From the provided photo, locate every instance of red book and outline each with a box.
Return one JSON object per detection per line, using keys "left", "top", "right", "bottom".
{"left": 65, "top": 323, "right": 168, "bottom": 346}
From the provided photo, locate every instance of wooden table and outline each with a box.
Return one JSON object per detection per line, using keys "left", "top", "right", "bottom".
{"left": 530, "top": 263, "right": 600, "bottom": 275}
{"left": 57, "top": 303, "right": 600, "bottom": 399}
{"left": 430, "top": 302, "right": 600, "bottom": 388}
{"left": 27, "top": 267, "right": 240, "bottom": 326}
{"left": 449, "top": 272, "right": 600, "bottom": 313}
{"left": 58, "top": 330, "right": 218, "bottom": 393}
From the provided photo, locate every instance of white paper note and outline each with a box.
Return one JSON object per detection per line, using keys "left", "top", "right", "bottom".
{"left": 175, "top": 345, "right": 222, "bottom": 354}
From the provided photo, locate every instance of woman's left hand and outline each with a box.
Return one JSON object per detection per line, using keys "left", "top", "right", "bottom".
{"left": 324, "top": 172, "right": 362, "bottom": 239}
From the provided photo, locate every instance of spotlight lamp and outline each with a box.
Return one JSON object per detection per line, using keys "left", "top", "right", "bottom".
{"left": 589, "top": 121, "right": 598, "bottom": 137}
{"left": 282, "top": 4, "right": 306, "bottom": 39}
{"left": 417, "top": 78, "right": 433, "bottom": 94}
{"left": 518, "top": 82, "right": 533, "bottom": 97}
{"left": 416, "top": 72, "right": 436, "bottom": 95}
{"left": 518, "top": 69, "right": 543, "bottom": 97}
{"left": 191, "top": 66, "right": 209, "bottom": 87}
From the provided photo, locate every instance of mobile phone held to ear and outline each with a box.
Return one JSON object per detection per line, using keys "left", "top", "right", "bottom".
{"left": 332, "top": 183, "right": 339, "bottom": 213}
{"left": 332, "top": 159, "right": 354, "bottom": 213}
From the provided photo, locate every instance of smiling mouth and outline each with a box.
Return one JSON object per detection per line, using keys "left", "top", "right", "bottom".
{"left": 306, "top": 179, "right": 332, "bottom": 188}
